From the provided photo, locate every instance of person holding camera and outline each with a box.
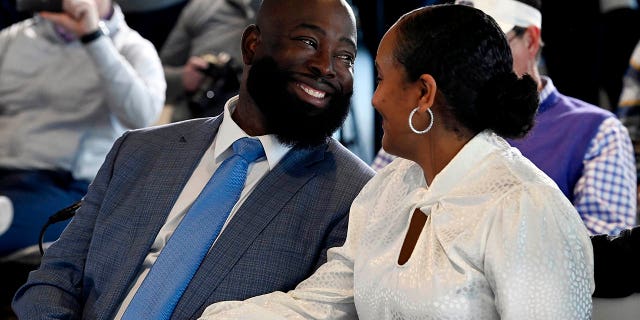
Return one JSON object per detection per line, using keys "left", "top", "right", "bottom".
{"left": 0, "top": 0, "right": 166, "bottom": 257}
{"left": 161, "top": 0, "right": 261, "bottom": 121}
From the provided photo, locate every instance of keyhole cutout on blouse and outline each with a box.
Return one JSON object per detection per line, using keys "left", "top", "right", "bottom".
{"left": 398, "top": 208, "right": 428, "bottom": 266}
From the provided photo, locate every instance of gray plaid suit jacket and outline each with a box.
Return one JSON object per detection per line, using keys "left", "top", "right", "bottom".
{"left": 13, "top": 115, "right": 374, "bottom": 319}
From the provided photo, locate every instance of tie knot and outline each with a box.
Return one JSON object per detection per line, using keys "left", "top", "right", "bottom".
{"left": 232, "top": 138, "right": 265, "bottom": 163}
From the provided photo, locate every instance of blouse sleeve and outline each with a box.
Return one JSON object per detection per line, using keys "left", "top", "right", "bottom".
{"left": 197, "top": 225, "right": 362, "bottom": 319}
{"left": 483, "top": 183, "right": 595, "bottom": 320}
{"left": 198, "top": 171, "right": 387, "bottom": 319}
{"left": 198, "top": 245, "right": 357, "bottom": 320}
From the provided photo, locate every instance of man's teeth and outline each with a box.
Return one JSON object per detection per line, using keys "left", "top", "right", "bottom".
{"left": 299, "top": 84, "right": 326, "bottom": 99}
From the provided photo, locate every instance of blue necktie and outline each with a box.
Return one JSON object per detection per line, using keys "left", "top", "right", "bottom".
{"left": 122, "top": 138, "right": 265, "bottom": 320}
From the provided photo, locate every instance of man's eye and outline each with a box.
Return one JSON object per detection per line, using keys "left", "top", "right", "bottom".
{"left": 338, "top": 55, "right": 355, "bottom": 67}
{"left": 299, "top": 38, "right": 317, "bottom": 48}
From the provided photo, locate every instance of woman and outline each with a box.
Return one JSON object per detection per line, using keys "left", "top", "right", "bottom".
{"left": 199, "top": 4, "right": 594, "bottom": 319}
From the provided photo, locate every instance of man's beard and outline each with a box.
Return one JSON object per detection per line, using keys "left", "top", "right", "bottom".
{"left": 246, "top": 57, "right": 352, "bottom": 149}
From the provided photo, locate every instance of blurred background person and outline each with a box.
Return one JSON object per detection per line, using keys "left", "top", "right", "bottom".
{"left": 468, "top": 0, "right": 637, "bottom": 236}
{"left": 0, "top": 0, "right": 165, "bottom": 261}
{"left": 161, "top": 0, "right": 261, "bottom": 122}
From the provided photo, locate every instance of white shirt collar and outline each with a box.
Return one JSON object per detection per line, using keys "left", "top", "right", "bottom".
{"left": 214, "top": 96, "right": 291, "bottom": 170}
{"left": 427, "top": 131, "right": 500, "bottom": 196}
{"left": 386, "top": 131, "right": 506, "bottom": 213}
{"left": 539, "top": 75, "right": 555, "bottom": 104}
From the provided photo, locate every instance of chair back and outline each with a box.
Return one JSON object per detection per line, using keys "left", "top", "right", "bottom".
{"left": 592, "top": 293, "right": 640, "bottom": 320}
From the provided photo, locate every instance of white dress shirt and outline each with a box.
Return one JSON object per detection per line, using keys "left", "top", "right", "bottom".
{"left": 200, "top": 131, "right": 594, "bottom": 320}
{"left": 114, "top": 96, "right": 291, "bottom": 319}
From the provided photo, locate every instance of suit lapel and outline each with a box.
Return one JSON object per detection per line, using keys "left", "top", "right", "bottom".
{"left": 126, "top": 118, "right": 223, "bottom": 262}
{"left": 101, "top": 118, "right": 223, "bottom": 318}
{"left": 172, "top": 144, "right": 327, "bottom": 319}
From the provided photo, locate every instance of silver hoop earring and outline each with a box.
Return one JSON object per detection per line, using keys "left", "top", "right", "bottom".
{"left": 409, "top": 107, "right": 434, "bottom": 134}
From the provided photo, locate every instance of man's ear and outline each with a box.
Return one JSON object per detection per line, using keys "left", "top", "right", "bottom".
{"left": 524, "top": 26, "right": 542, "bottom": 59}
{"left": 417, "top": 74, "right": 437, "bottom": 113}
{"left": 241, "top": 24, "right": 260, "bottom": 65}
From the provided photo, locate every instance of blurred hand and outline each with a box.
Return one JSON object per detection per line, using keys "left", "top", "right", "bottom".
{"left": 182, "top": 56, "right": 209, "bottom": 93}
{"left": 40, "top": 0, "right": 100, "bottom": 37}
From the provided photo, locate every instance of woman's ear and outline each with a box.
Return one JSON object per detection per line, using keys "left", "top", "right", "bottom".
{"left": 241, "top": 24, "right": 260, "bottom": 65}
{"left": 417, "top": 74, "right": 437, "bottom": 113}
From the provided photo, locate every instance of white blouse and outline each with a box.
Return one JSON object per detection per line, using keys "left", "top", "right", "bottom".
{"left": 199, "top": 131, "right": 595, "bottom": 320}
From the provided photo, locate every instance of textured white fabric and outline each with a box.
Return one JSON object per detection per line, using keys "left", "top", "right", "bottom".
{"left": 200, "top": 131, "right": 595, "bottom": 320}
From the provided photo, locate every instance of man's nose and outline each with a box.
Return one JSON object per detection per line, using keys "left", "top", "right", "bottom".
{"left": 307, "top": 49, "right": 336, "bottom": 78}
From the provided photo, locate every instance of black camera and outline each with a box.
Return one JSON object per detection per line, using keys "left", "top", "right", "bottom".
{"left": 188, "top": 53, "right": 242, "bottom": 118}
{"left": 16, "top": 0, "right": 63, "bottom": 12}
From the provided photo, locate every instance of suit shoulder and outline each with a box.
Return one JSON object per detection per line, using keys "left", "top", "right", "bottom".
{"left": 325, "top": 139, "right": 375, "bottom": 181}
{"left": 106, "top": 117, "right": 219, "bottom": 160}
{"left": 125, "top": 117, "right": 219, "bottom": 140}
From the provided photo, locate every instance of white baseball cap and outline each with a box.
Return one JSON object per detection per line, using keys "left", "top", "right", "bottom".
{"left": 455, "top": 0, "right": 542, "bottom": 33}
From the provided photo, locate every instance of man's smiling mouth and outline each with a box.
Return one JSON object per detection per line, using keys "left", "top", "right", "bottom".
{"left": 297, "top": 83, "right": 326, "bottom": 99}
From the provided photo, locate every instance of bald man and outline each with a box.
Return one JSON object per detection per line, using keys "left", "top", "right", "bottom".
{"left": 12, "top": 0, "right": 374, "bottom": 319}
